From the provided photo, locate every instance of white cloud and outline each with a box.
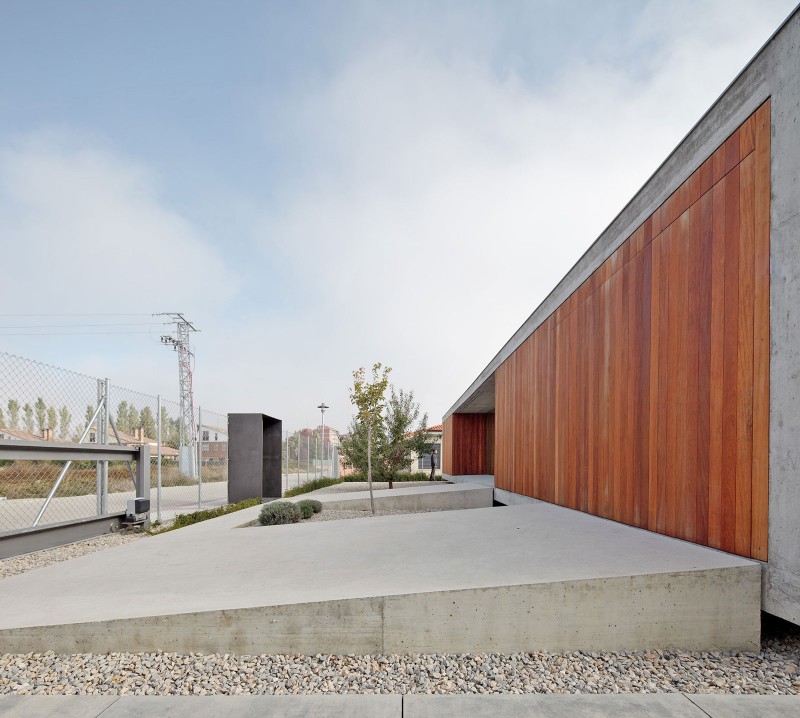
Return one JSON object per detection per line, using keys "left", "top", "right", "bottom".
{"left": 1, "top": 1, "right": 794, "bottom": 433}
{"left": 0, "top": 131, "right": 240, "bottom": 398}
{"left": 247, "top": 0, "right": 793, "bottom": 429}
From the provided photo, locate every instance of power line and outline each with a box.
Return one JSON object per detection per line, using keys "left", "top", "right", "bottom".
{"left": 0, "top": 331, "right": 161, "bottom": 336}
{"left": 0, "top": 313, "right": 156, "bottom": 317}
{"left": 0, "top": 322, "right": 169, "bottom": 329}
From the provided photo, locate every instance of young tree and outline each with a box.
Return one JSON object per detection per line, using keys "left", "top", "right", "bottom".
{"left": 0, "top": 406, "right": 5, "bottom": 429}
{"left": 347, "top": 363, "right": 391, "bottom": 514}
{"left": 116, "top": 401, "right": 130, "bottom": 433}
{"left": 23, "top": 403, "right": 34, "bottom": 434}
{"left": 59, "top": 406, "right": 72, "bottom": 439}
{"left": 341, "top": 384, "right": 436, "bottom": 490}
{"left": 47, "top": 405, "right": 57, "bottom": 432}
{"left": 379, "top": 388, "right": 435, "bottom": 488}
{"left": 34, "top": 397, "right": 47, "bottom": 434}
{"left": 7, "top": 399, "right": 19, "bottom": 429}
{"left": 128, "top": 406, "right": 140, "bottom": 432}
{"left": 140, "top": 406, "right": 156, "bottom": 439}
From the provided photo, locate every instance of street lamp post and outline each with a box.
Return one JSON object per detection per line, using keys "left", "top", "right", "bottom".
{"left": 317, "top": 403, "right": 328, "bottom": 477}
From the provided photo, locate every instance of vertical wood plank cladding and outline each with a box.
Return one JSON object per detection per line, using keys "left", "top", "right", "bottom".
{"left": 736, "top": 152, "right": 755, "bottom": 556}
{"left": 721, "top": 165, "right": 740, "bottom": 555}
{"left": 443, "top": 413, "right": 487, "bottom": 476}
{"left": 442, "top": 415, "right": 454, "bottom": 475}
{"left": 696, "top": 190, "right": 713, "bottom": 546}
{"left": 751, "top": 101, "right": 770, "bottom": 560}
{"left": 708, "top": 175, "right": 727, "bottom": 549}
{"left": 489, "top": 101, "right": 770, "bottom": 559}
{"left": 485, "top": 413, "right": 495, "bottom": 476}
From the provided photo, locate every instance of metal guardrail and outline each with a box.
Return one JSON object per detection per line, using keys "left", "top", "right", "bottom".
{"left": 0, "top": 439, "right": 150, "bottom": 526}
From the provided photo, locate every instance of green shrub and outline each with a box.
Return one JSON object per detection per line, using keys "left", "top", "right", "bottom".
{"left": 284, "top": 476, "right": 343, "bottom": 497}
{"left": 259, "top": 501, "right": 301, "bottom": 525}
{"left": 296, "top": 498, "right": 323, "bottom": 518}
{"left": 296, "top": 501, "right": 314, "bottom": 519}
{"left": 343, "top": 471, "right": 443, "bottom": 483}
{"left": 150, "top": 497, "right": 261, "bottom": 534}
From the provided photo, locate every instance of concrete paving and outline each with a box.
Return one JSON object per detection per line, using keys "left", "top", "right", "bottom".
{"left": 1, "top": 695, "right": 799, "bottom": 717}
{"left": 0, "top": 482, "right": 760, "bottom": 654}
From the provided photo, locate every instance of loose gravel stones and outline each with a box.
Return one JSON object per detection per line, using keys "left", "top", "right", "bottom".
{"left": 0, "top": 532, "right": 145, "bottom": 580}
{"left": 0, "top": 638, "right": 798, "bottom": 696}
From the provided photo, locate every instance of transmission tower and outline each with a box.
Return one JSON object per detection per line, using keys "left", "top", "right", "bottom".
{"left": 157, "top": 312, "right": 199, "bottom": 478}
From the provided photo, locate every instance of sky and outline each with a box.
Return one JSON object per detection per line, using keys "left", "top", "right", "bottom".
{"left": 0, "top": 0, "right": 796, "bottom": 433}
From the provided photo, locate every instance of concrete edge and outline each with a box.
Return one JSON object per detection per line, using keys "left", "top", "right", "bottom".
{"left": 0, "top": 566, "right": 761, "bottom": 655}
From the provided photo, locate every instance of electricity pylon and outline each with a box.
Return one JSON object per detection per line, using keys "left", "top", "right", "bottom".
{"left": 157, "top": 312, "right": 198, "bottom": 478}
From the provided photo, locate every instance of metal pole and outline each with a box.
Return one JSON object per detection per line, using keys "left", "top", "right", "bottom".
{"left": 101, "top": 379, "right": 109, "bottom": 515}
{"left": 307, "top": 435, "right": 310, "bottom": 484}
{"left": 34, "top": 400, "right": 106, "bottom": 527}
{"left": 284, "top": 429, "right": 288, "bottom": 494}
{"left": 315, "top": 434, "right": 318, "bottom": 480}
{"left": 296, "top": 430, "right": 301, "bottom": 488}
{"left": 198, "top": 406, "right": 203, "bottom": 509}
{"left": 96, "top": 379, "right": 102, "bottom": 515}
{"left": 157, "top": 395, "right": 162, "bottom": 522}
{"left": 318, "top": 403, "right": 328, "bottom": 478}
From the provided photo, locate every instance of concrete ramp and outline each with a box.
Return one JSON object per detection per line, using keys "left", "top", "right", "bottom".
{"left": 286, "top": 482, "right": 493, "bottom": 512}
{"left": 0, "top": 499, "right": 760, "bottom": 655}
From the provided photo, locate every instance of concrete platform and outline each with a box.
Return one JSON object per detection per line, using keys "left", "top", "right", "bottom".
{"left": 285, "top": 482, "right": 493, "bottom": 512}
{"left": 0, "top": 490, "right": 760, "bottom": 654}
{"left": 1, "top": 695, "right": 799, "bottom": 717}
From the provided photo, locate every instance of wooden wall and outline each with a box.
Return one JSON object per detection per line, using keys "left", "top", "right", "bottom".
{"left": 442, "top": 413, "right": 494, "bottom": 476}
{"left": 493, "top": 100, "right": 770, "bottom": 560}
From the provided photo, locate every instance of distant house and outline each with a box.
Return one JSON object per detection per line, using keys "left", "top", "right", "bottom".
{"left": 403, "top": 424, "right": 443, "bottom": 475}
{"left": 200, "top": 424, "right": 227, "bottom": 464}
{"left": 0, "top": 426, "right": 72, "bottom": 443}
{"left": 0, "top": 427, "right": 59, "bottom": 442}
{"left": 85, "top": 424, "right": 180, "bottom": 459}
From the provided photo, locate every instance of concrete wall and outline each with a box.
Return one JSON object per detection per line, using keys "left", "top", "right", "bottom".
{"left": 0, "top": 567, "right": 760, "bottom": 655}
{"left": 444, "top": 9, "right": 800, "bottom": 623}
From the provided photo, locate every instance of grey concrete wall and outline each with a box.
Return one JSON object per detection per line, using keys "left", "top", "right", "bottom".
{"left": 0, "top": 565, "right": 760, "bottom": 655}
{"left": 444, "top": 9, "right": 800, "bottom": 623}
{"left": 287, "top": 484, "right": 494, "bottom": 512}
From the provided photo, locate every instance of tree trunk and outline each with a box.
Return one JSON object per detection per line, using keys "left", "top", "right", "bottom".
{"left": 367, "top": 422, "right": 375, "bottom": 515}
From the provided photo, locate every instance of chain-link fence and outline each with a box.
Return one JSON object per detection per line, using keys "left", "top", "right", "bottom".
{"left": 0, "top": 352, "right": 228, "bottom": 533}
{"left": 280, "top": 428, "right": 341, "bottom": 493}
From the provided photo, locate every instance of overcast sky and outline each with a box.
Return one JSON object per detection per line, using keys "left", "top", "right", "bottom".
{"left": 0, "top": 0, "right": 796, "bottom": 433}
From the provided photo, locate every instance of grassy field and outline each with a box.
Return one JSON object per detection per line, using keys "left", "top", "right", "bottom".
{"left": 0, "top": 461, "right": 227, "bottom": 499}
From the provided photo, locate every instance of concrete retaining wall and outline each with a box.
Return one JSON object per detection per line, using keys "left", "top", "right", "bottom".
{"left": 0, "top": 565, "right": 760, "bottom": 655}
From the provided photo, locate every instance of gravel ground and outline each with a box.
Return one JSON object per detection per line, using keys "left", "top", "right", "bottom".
{"left": 0, "top": 532, "right": 145, "bottom": 580}
{"left": 1, "top": 513, "right": 799, "bottom": 696}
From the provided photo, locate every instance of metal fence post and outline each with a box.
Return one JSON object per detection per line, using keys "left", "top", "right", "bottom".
{"left": 96, "top": 379, "right": 102, "bottom": 515}
{"left": 102, "top": 378, "right": 109, "bottom": 514}
{"left": 197, "top": 406, "right": 203, "bottom": 509}
{"left": 156, "top": 394, "right": 162, "bottom": 522}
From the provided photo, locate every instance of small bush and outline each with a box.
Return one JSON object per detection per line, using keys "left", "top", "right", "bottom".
{"left": 343, "top": 471, "right": 443, "bottom": 483}
{"left": 284, "top": 476, "right": 343, "bottom": 497}
{"left": 151, "top": 497, "right": 261, "bottom": 534}
{"left": 296, "top": 498, "right": 323, "bottom": 518}
{"left": 296, "top": 501, "right": 314, "bottom": 519}
{"left": 259, "top": 501, "right": 301, "bottom": 525}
